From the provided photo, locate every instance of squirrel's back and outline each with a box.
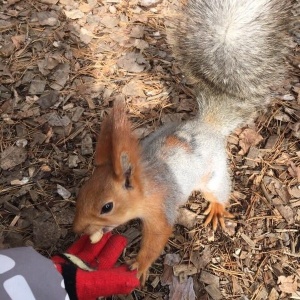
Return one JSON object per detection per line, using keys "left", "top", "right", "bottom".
{"left": 168, "top": 0, "right": 294, "bottom": 133}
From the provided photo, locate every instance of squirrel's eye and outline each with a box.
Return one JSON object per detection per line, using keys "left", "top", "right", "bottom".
{"left": 101, "top": 202, "right": 113, "bottom": 214}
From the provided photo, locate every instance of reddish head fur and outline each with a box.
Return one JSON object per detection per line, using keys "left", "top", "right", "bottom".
{"left": 73, "top": 100, "right": 144, "bottom": 236}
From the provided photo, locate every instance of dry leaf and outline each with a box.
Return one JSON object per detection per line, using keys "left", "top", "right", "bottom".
{"left": 287, "top": 161, "right": 300, "bottom": 182}
{"left": 44, "top": 112, "right": 71, "bottom": 127}
{"left": 190, "top": 246, "right": 212, "bottom": 270}
{"left": 134, "top": 39, "right": 149, "bottom": 50}
{"left": 169, "top": 276, "right": 196, "bottom": 300}
{"left": 37, "top": 11, "right": 59, "bottom": 26}
{"left": 268, "top": 288, "right": 279, "bottom": 300}
{"left": 0, "top": 146, "right": 27, "bottom": 170}
{"left": 11, "top": 34, "right": 25, "bottom": 49}
{"left": 278, "top": 275, "right": 298, "bottom": 293}
{"left": 173, "top": 264, "right": 198, "bottom": 277}
{"left": 288, "top": 185, "right": 300, "bottom": 198}
{"left": 100, "top": 15, "right": 119, "bottom": 28}
{"left": 29, "top": 80, "right": 46, "bottom": 95}
{"left": 161, "top": 253, "right": 181, "bottom": 286}
{"left": 245, "top": 146, "right": 261, "bottom": 168}
{"left": 49, "top": 63, "right": 70, "bottom": 90}
{"left": 64, "top": 9, "right": 85, "bottom": 19}
{"left": 232, "top": 276, "right": 243, "bottom": 294}
{"left": 176, "top": 208, "right": 198, "bottom": 229}
{"left": 130, "top": 25, "right": 145, "bottom": 38}
{"left": 38, "top": 91, "right": 60, "bottom": 109}
{"left": 122, "top": 80, "right": 145, "bottom": 97}
{"left": 79, "top": 28, "right": 94, "bottom": 44}
{"left": 117, "top": 52, "right": 148, "bottom": 73}
{"left": 238, "top": 128, "right": 263, "bottom": 155}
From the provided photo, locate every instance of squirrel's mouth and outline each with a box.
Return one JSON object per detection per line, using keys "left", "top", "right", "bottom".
{"left": 89, "top": 225, "right": 117, "bottom": 243}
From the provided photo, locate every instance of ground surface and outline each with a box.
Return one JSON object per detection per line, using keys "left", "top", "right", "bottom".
{"left": 0, "top": 0, "right": 300, "bottom": 299}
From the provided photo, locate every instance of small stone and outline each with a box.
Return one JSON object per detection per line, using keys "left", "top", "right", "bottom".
{"left": 139, "top": 0, "right": 161, "bottom": 7}
{"left": 281, "top": 94, "right": 295, "bottom": 101}
{"left": 11, "top": 177, "right": 30, "bottom": 186}
{"left": 57, "top": 184, "right": 71, "bottom": 199}
{"left": 15, "top": 139, "right": 28, "bottom": 148}
{"left": 109, "top": 6, "right": 117, "bottom": 14}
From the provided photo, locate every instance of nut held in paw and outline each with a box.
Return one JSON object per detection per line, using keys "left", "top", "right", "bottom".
{"left": 89, "top": 230, "right": 103, "bottom": 244}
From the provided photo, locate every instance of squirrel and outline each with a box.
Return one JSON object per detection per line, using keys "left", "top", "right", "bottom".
{"left": 73, "top": 0, "right": 293, "bottom": 284}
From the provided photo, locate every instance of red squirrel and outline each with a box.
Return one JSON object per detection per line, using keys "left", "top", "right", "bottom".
{"left": 73, "top": 0, "right": 293, "bottom": 284}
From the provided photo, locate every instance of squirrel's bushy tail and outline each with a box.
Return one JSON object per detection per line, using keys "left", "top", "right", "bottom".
{"left": 168, "top": 0, "right": 294, "bottom": 134}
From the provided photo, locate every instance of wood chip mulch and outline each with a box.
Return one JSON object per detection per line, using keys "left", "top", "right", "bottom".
{"left": 0, "top": 0, "right": 299, "bottom": 299}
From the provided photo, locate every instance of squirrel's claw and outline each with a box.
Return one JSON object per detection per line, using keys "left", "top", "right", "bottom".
{"left": 129, "top": 260, "right": 148, "bottom": 286}
{"left": 203, "top": 202, "right": 234, "bottom": 231}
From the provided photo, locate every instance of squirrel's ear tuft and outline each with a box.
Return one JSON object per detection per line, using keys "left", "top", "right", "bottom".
{"left": 111, "top": 100, "right": 142, "bottom": 189}
{"left": 94, "top": 114, "right": 113, "bottom": 166}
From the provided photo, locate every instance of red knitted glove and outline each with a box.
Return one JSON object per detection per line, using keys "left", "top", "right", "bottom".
{"left": 52, "top": 233, "right": 139, "bottom": 300}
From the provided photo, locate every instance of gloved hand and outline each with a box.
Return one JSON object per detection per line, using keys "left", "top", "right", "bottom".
{"left": 52, "top": 233, "right": 139, "bottom": 300}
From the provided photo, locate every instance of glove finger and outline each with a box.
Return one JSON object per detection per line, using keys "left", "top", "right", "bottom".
{"left": 51, "top": 235, "right": 95, "bottom": 271}
{"left": 96, "top": 234, "right": 127, "bottom": 269}
{"left": 76, "top": 267, "right": 139, "bottom": 299}
{"left": 65, "top": 235, "right": 91, "bottom": 256}
{"left": 75, "top": 232, "right": 112, "bottom": 264}
{"left": 51, "top": 254, "right": 65, "bottom": 266}
{"left": 52, "top": 236, "right": 92, "bottom": 268}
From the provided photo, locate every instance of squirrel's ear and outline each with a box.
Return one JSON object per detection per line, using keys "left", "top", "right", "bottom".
{"left": 94, "top": 114, "right": 113, "bottom": 166}
{"left": 111, "top": 100, "right": 141, "bottom": 189}
{"left": 119, "top": 152, "right": 133, "bottom": 189}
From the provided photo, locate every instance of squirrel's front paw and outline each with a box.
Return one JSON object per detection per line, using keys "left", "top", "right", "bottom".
{"left": 203, "top": 202, "right": 234, "bottom": 231}
{"left": 129, "top": 259, "right": 149, "bottom": 286}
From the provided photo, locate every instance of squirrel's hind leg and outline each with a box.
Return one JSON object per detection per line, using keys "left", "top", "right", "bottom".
{"left": 199, "top": 158, "right": 234, "bottom": 231}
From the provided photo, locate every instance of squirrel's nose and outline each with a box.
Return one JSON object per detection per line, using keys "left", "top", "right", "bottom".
{"left": 73, "top": 216, "right": 89, "bottom": 234}
{"left": 73, "top": 222, "right": 84, "bottom": 234}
